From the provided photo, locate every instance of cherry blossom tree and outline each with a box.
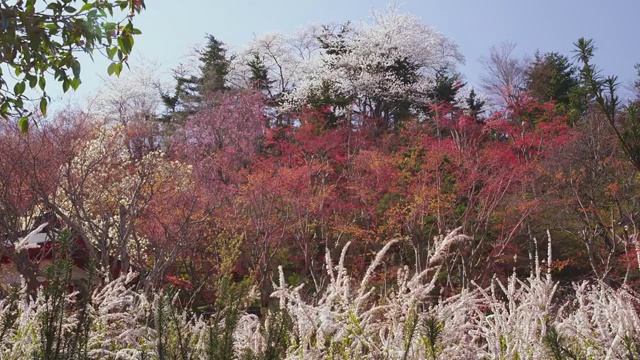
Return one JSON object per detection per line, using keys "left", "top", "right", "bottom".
{"left": 227, "top": 7, "right": 463, "bottom": 127}
{"left": 175, "top": 90, "right": 266, "bottom": 192}
{"left": 91, "top": 59, "right": 166, "bottom": 126}
{"left": 228, "top": 28, "right": 322, "bottom": 100}
{"left": 286, "top": 8, "right": 464, "bottom": 123}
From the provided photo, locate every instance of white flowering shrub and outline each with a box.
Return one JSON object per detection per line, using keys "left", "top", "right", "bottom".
{"left": 1, "top": 228, "right": 640, "bottom": 359}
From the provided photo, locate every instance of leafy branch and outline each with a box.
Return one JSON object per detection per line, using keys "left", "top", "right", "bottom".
{"left": 0, "top": 0, "right": 145, "bottom": 131}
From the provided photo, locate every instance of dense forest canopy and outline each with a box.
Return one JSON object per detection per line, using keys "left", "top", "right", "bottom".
{"left": 1, "top": 2, "right": 640, "bottom": 359}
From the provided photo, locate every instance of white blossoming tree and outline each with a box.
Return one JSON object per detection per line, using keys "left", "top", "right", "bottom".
{"left": 41, "top": 119, "right": 196, "bottom": 287}
{"left": 228, "top": 6, "right": 464, "bottom": 126}
{"left": 228, "top": 28, "right": 321, "bottom": 100}
{"left": 90, "top": 59, "right": 167, "bottom": 126}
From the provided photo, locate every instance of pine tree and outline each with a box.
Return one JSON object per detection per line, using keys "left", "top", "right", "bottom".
{"left": 525, "top": 51, "right": 579, "bottom": 106}
{"left": 199, "top": 35, "right": 231, "bottom": 95}
{"left": 159, "top": 72, "right": 199, "bottom": 124}
{"left": 160, "top": 35, "right": 231, "bottom": 124}
{"left": 466, "top": 89, "right": 485, "bottom": 121}
{"left": 428, "top": 69, "right": 465, "bottom": 105}
{"left": 247, "top": 53, "right": 274, "bottom": 94}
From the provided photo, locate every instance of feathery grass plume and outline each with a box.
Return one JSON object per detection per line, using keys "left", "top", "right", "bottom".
{"left": 270, "top": 228, "right": 474, "bottom": 359}
{"left": 556, "top": 281, "right": 640, "bottom": 358}
{"left": 470, "top": 272, "right": 559, "bottom": 359}
{"left": 2, "top": 229, "right": 640, "bottom": 358}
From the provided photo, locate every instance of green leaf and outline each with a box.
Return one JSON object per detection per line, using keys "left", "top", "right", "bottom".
{"left": 87, "top": 9, "right": 98, "bottom": 19}
{"left": 70, "top": 78, "right": 81, "bottom": 90}
{"left": 62, "top": 79, "right": 70, "bottom": 93}
{"left": 71, "top": 61, "right": 81, "bottom": 79}
{"left": 104, "top": 22, "right": 117, "bottom": 32}
{"left": 18, "top": 117, "right": 29, "bottom": 133}
{"left": 39, "top": 76, "right": 46, "bottom": 91}
{"left": 40, "top": 97, "right": 47, "bottom": 117}
{"left": 46, "top": 2, "right": 60, "bottom": 11}
{"left": 106, "top": 46, "right": 118, "bottom": 59}
{"left": 80, "top": 3, "right": 93, "bottom": 12}
{"left": 27, "top": 75, "right": 37, "bottom": 89}
{"left": 64, "top": 6, "right": 77, "bottom": 13}
{"left": 115, "top": 62, "right": 123, "bottom": 77}
{"left": 0, "top": 102, "right": 9, "bottom": 119}
{"left": 14, "top": 82, "right": 25, "bottom": 96}
{"left": 118, "top": 35, "right": 133, "bottom": 54}
{"left": 125, "top": 34, "right": 134, "bottom": 52}
{"left": 107, "top": 62, "right": 117, "bottom": 76}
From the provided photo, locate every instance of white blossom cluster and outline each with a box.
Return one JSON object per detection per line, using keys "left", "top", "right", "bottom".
{"left": 228, "top": 6, "right": 464, "bottom": 116}
{"left": 228, "top": 30, "right": 319, "bottom": 95}
{"left": 91, "top": 60, "right": 166, "bottom": 125}
{"left": 55, "top": 122, "right": 193, "bottom": 265}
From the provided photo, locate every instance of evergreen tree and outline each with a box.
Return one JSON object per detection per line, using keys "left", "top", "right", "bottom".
{"left": 525, "top": 51, "right": 579, "bottom": 106}
{"left": 159, "top": 70, "right": 200, "bottom": 124}
{"left": 427, "top": 68, "right": 465, "bottom": 105}
{"left": 247, "top": 53, "right": 274, "bottom": 94}
{"left": 466, "top": 89, "right": 485, "bottom": 121}
{"left": 573, "top": 37, "right": 640, "bottom": 171}
{"left": 199, "top": 35, "right": 231, "bottom": 95}
{"left": 160, "top": 35, "right": 230, "bottom": 123}
{"left": 525, "top": 51, "right": 591, "bottom": 122}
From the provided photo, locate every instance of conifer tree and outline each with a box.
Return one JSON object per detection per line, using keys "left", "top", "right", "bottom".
{"left": 160, "top": 35, "right": 230, "bottom": 123}
{"left": 525, "top": 52, "right": 579, "bottom": 107}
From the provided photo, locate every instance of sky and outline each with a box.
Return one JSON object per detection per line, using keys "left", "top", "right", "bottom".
{"left": 54, "top": 0, "right": 640, "bottom": 106}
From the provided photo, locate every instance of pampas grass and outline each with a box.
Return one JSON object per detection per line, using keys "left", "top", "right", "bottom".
{"left": 1, "top": 228, "right": 640, "bottom": 359}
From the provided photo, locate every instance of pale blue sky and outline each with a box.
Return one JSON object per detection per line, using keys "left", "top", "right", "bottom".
{"left": 59, "top": 0, "right": 640, "bottom": 105}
